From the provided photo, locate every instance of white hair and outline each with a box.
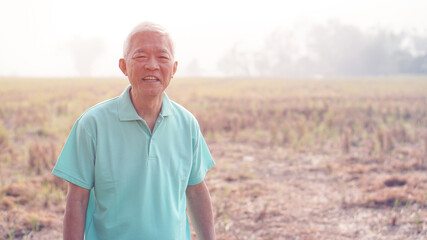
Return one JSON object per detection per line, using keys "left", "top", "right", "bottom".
{"left": 122, "top": 22, "right": 175, "bottom": 59}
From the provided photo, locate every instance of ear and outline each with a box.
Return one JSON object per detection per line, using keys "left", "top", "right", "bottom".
{"left": 172, "top": 61, "right": 178, "bottom": 78}
{"left": 119, "top": 58, "right": 128, "bottom": 76}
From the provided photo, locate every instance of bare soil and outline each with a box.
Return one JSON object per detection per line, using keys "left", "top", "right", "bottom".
{"left": 205, "top": 139, "right": 427, "bottom": 240}
{"left": 1, "top": 77, "right": 426, "bottom": 240}
{"left": 1, "top": 138, "right": 427, "bottom": 240}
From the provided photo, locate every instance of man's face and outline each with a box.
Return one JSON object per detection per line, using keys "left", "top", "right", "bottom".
{"left": 119, "top": 31, "right": 177, "bottom": 98}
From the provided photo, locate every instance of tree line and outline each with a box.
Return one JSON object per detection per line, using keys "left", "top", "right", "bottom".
{"left": 218, "top": 22, "right": 427, "bottom": 77}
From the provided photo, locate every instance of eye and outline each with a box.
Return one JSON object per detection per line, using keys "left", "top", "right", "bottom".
{"left": 133, "top": 55, "right": 147, "bottom": 61}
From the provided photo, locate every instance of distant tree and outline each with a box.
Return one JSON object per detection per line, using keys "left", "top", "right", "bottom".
{"left": 183, "top": 58, "right": 204, "bottom": 77}
{"left": 217, "top": 43, "right": 253, "bottom": 77}
{"left": 254, "top": 30, "right": 295, "bottom": 77}
{"left": 217, "top": 22, "right": 427, "bottom": 77}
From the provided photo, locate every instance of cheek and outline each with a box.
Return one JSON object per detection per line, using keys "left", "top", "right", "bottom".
{"left": 128, "top": 64, "right": 142, "bottom": 75}
{"left": 161, "top": 64, "right": 174, "bottom": 74}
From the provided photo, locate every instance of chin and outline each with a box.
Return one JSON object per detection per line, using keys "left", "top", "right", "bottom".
{"left": 142, "top": 89, "right": 164, "bottom": 97}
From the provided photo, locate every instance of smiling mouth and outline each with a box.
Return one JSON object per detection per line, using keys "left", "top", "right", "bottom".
{"left": 142, "top": 76, "right": 160, "bottom": 82}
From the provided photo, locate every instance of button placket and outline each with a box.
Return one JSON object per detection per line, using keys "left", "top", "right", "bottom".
{"left": 148, "top": 117, "right": 163, "bottom": 157}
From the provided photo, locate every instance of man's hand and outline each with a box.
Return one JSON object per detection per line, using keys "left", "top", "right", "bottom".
{"left": 186, "top": 180, "right": 215, "bottom": 240}
{"left": 64, "top": 182, "right": 90, "bottom": 240}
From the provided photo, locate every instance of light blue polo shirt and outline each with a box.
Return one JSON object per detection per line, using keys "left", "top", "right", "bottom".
{"left": 52, "top": 85, "right": 215, "bottom": 240}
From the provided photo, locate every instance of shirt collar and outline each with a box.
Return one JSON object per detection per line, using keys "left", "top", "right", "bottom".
{"left": 160, "top": 92, "right": 173, "bottom": 117}
{"left": 118, "top": 85, "right": 174, "bottom": 121}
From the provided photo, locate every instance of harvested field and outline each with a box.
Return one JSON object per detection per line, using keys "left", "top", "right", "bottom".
{"left": 0, "top": 77, "right": 426, "bottom": 239}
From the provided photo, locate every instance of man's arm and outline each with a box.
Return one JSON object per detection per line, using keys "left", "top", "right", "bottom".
{"left": 64, "top": 182, "right": 90, "bottom": 240}
{"left": 186, "top": 180, "right": 215, "bottom": 240}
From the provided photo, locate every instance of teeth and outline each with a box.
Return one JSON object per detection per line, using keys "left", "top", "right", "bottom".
{"left": 144, "top": 76, "right": 158, "bottom": 80}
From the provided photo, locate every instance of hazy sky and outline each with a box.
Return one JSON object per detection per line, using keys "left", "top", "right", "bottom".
{"left": 1, "top": 0, "right": 426, "bottom": 77}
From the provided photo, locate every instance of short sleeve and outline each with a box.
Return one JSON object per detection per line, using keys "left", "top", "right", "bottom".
{"left": 187, "top": 121, "right": 215, "bottom": 186}
{"left": 52, "top": 118, "right": 96, "bottom": 190}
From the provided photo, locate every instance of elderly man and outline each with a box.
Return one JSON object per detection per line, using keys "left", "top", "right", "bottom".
{"left": 52, "top": 22, "right": 215, "bottom": 240}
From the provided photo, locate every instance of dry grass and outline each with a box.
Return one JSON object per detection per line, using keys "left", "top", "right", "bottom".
{"left": 0, "top": 76, "right": 427, "bottom": 239}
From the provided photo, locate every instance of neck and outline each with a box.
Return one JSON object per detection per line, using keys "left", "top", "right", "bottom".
{"left": 129, "top": 88, "right": 163, "bottom": 121}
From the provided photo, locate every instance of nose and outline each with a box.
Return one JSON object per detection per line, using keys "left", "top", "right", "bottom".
{"left": 144, "top": 57, "right": 159, "bottom": 70}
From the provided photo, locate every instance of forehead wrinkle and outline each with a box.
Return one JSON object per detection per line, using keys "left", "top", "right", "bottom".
{"left": 132, "top": 48, "right": 172, "bottom": 56}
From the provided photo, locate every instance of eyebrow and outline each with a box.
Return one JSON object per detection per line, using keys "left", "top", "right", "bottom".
{"left": 133, "top": 48, "right": 171, "bottom": 55}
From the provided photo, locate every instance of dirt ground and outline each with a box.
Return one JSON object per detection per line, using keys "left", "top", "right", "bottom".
{"left": 1, "top": 139, "right": 427, "bottom": 240}
{"left": 205, "top": 138, "right": 427, "bottom": 240}
{"left": 1, "top": 77, "right": 426, "bottom": 239}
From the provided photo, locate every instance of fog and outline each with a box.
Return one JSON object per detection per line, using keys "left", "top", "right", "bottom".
{"left": 1, "top": 0, "right": 427, "bottom": 78}
{"left": 217, "top": 22, "right": 427, "bottom": 77}
{"left": 67, "top": 37, "right": 106, "bottom": 77}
